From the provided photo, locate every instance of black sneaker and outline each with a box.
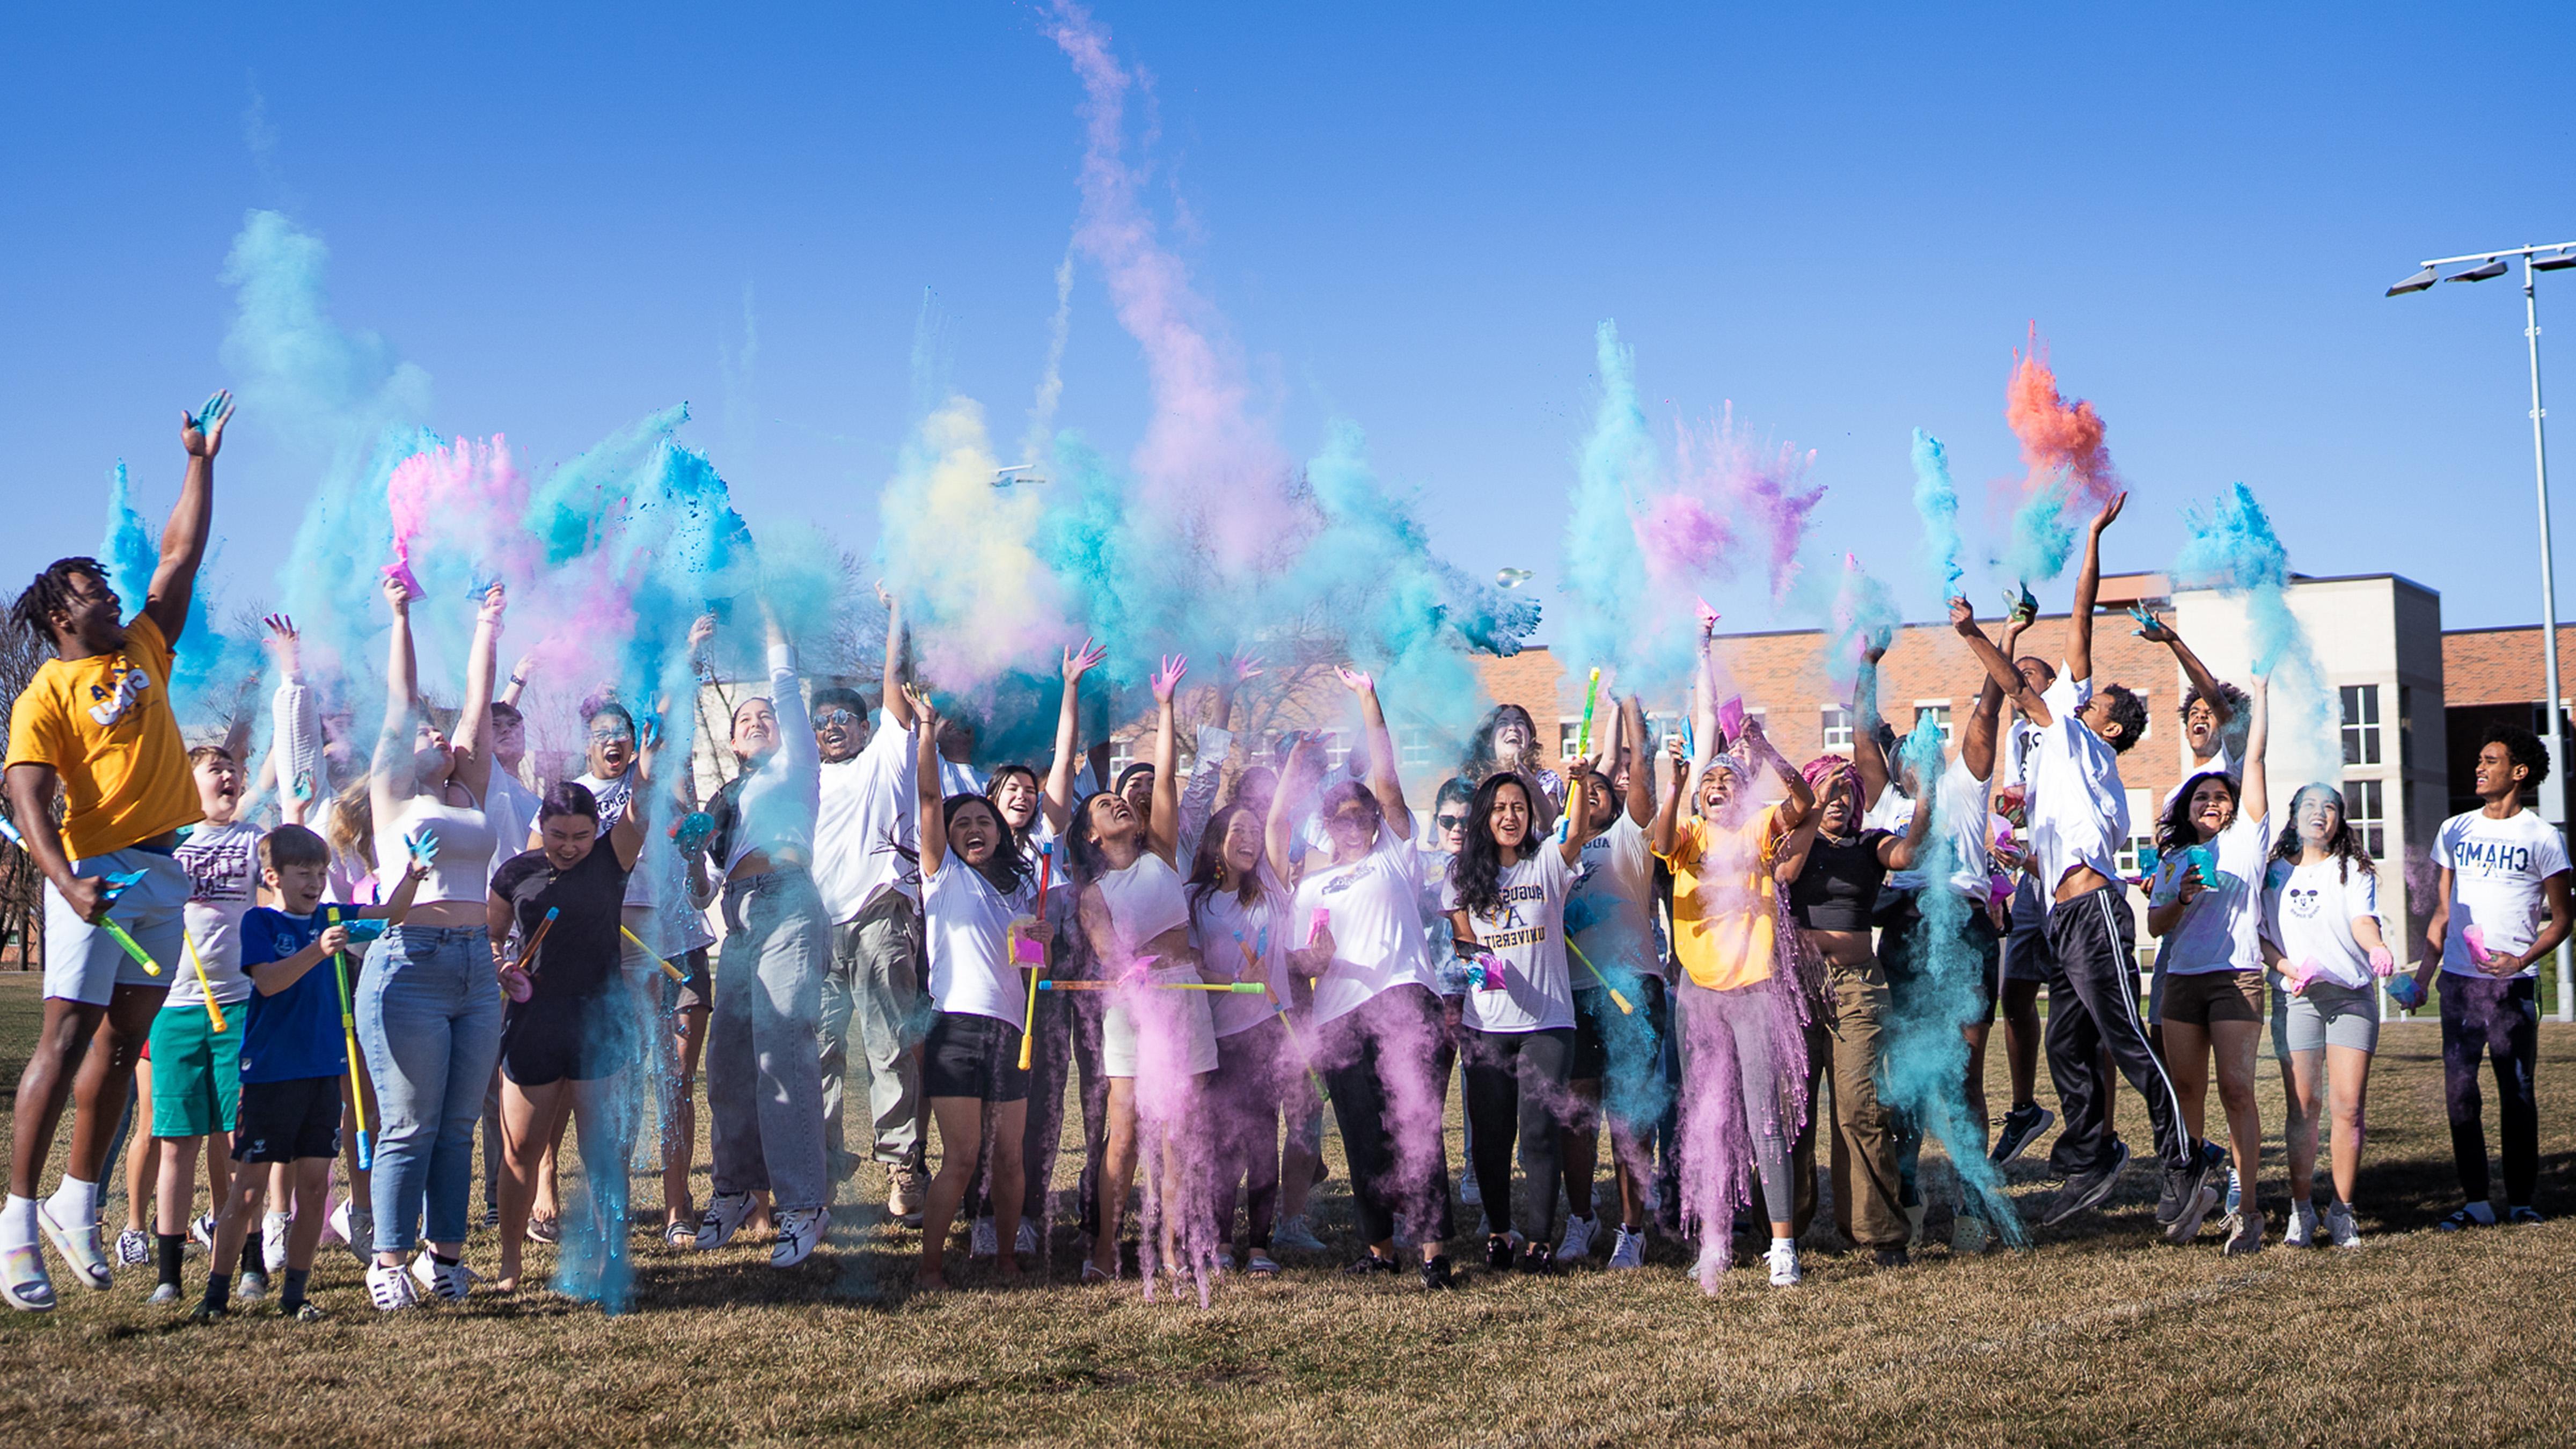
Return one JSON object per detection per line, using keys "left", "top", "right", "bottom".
{"left": 1517, "top": 1242, "right": 1554, "bottom": 1275}
{"left": 1989, "top": 1103, "right": 2054, "bottom": 1166}
{"left": 1872, "top": 1246, "right": 1911, "bottom": 1269}
{"left": 2161, "top": 1143, "right": 2226, "bottom": 1246}
{"left": 2038, "top": 1140, "right": 2131, "bottom": 1227}
{"left": 1419, "top": 1255, "right": 1454, "bottom": 1291}
{"left": 1340, "top": 1253, "right": 1401, "bottom": 1277}
{"left": 1487, "top": 1234, "right": 1515, "bottom": 1271}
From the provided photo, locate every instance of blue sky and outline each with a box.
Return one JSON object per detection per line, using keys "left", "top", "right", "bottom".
{"left": 5, "top": 1, "right": 2572, "bottom": 639}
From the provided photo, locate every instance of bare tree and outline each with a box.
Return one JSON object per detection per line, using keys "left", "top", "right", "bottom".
{"left": 0, "top": 614, "right": 48, "bottom": 969}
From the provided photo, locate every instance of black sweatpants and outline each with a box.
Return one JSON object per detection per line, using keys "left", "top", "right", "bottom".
{"left": 2440, "top": 974, "right": 2540, "bottom": 1209}
{"left": 1463, "top": 1026, "right": 1575, "bottom": 1246}
{"left": 1319, "top": 986, "right": 1457, "bottom": 1248}
{"left": 2041, "top": 885, "right": 2192, "bottom": 1179}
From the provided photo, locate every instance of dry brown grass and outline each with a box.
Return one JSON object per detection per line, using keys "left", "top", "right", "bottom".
{"left": 2, "top": 967, "right": 2572, "bottom": 1447}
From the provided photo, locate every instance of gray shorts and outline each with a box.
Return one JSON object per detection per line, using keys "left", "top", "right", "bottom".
{"left": 2270, "top": 976, "right": 2380, "bottom": 1055}
{"left": 44, "top": 847, "right": 188, "bottom": 1005}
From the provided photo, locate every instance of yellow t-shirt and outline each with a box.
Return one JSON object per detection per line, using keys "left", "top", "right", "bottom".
{"left": 5, "top": 613, "right": 201, "bottom": 859}
{"left": 1659, "top": 804, "right": 1788, "bottom": 992}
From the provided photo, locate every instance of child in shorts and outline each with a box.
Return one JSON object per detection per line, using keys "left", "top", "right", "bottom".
{"left": 193, "top": 825, "right": 422, "bottom": 1320}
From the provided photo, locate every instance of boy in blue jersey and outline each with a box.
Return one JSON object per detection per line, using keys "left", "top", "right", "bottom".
{"left": 192, "top": 825, "right": 423, "bottom": 1320}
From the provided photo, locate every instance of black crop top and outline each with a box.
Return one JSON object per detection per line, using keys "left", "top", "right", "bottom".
{"left": 1789, "top": 830, "right": 1892, "bottom": 931}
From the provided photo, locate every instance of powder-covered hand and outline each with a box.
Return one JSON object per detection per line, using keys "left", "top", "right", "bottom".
{"left": 182, "top": 390, "right": 234, "bottom": 458}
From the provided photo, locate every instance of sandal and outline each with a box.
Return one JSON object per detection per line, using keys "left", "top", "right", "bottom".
{"left": 526, "top": 1216, "right": 561, "bottom": 1245}
{"left": 1081, "top": 1260, "right": 1115, "bottom": 1284}
{"left": 1, "top": 1243, "right": 55, "bottom": 1312}
{"left": 664, "top": 1219, "right": 697, "bottom": 1249}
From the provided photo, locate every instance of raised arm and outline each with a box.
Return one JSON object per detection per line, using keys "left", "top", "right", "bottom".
{"left": 910, "top": 685, "right": 950, "bottom": 880}
{"left": 1619, "top": 695, "right": 1652, "bottom": 826}
{"left": 143, "top": 391, "right": 232, "bottom": 645}
{"left": 267, "top": 616, "right": 323, "bottom": 826}
{"left": 2133, "top": 607, "right": 2233, "bottom": 737}
{"left": 1648, "top": 734, "right": 1690, "bottom": 858}
{"left": 1556, "top": 762, "right": 1605, "bottom": 867}
{"left": 374, "top": 575, "right": 424, "bottom": 808}
{"left": 448, "top": 584, "right": 507, "bottom": 801}
{"left": 1042, "top": 638, "right": 1104, "bottom": 834}
{"left": 1961, "top": 673, "right": 2004, "bottom": 785}
{"left": 1852, "top": 694, "right": 1892, "bottom": 812}
{"left": 608, "top": 723, "right": 655, "bottom": 872}
{"left": 2067, "top": 492, "right": 2124, "bottom": 686}
{"left": 500, "top": 653, "right": 534, "bottom": 711}
{"left": 1145, "top": 655, "right": 1187, "bottom": 866}
{"left": 1743, "top": 716, "right": 1815, "bottom": 833}
{"left": 2240, "top": 676, "right": 2270, "bottom": 828}
{"left": 1879, "top": 780, "right": 1937, "bottom": 870}
{"left": 1340, "top": 666, "right": 1410, "bottom": 838}
{"left": 1267, "top": 737, "right": 1324, "bottom": 882}
{"left": 875, "top": 584, "right": 914, "bottom": 733}
{"left": 763, "top": 605, "right": 814, "bottom": 778}
{"left": 1951, "top": 596, "right": 2050, "bottom": 727}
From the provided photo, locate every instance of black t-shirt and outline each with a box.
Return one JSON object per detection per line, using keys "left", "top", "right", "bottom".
{"left": 1789, "top": 829, "right": 1893, "bottom": 932}
{"left": 492, "top": 843, "right": 632, "bottom": 1005}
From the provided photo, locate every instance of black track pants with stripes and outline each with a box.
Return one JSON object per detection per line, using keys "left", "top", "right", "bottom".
{"left": 2040, "top": 884, "right": 2194, "bottom": 1179}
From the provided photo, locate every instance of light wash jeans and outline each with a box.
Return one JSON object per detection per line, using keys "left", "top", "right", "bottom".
{"left": 357, "top": 924, "right": 505, "bottom": 1253}
{"left": 711, "top": 870, "right": 830, "bottom": 1212}
{"left": 819, "top": 894, "right": 925, "bottom": 1178}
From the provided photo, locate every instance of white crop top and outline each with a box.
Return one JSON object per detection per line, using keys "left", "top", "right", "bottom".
{"left": 375, "top": 793, "right": 498, "bottom": 906}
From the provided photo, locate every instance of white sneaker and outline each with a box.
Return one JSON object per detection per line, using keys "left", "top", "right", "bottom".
{"left": 888, "top": 1167, "right": 925, "bottom": 1225}
{"left": 116, "top": 1226, "right": 150, "bottom": 1267}
{"left": 35, "top": 1205, "right": 113, "bottom": 1290}
{"left": 1555, "top": 1214, "right": 1598, "bottom": 1263}
{"left": 694, "top": 1192, "right": 756, "bottom": 1251}
{"left": 1608, "top": 1225, "right": 1646, "bottom": 1270}
{"left": 366, "top": 1260, "right": 420, "bottom": 1311}
{"left": 1271, "top": 1214, "right": 1327, "bottom": 1253}
{"left": 2221, "top": 1209, "right": 2265, "bottom": 1257}
{"left": 238, "top": 1269, "right": 269, "bottom": 1304}
{"left": 262, "top": 1212, "right": 292, "bottom": 1275}
{"left": 2282, "top": 1200, "right": 2318, "bottom": 1249}
{"left": 148, "top": 1282, "right": 182, "bottom": 1306}
{"left": 191, "top": 1212, "right": 217, "bottom": 1251}
{"left": 770, "top": 1207, "right": 826, "bottom": 1268}
{"left": 1015, "top": 1220, "right": 1040, "bottom": 1255}
{"left": 2325, "top": 1202, "right": 2361, "bottom": 1249}
{"left": 409, "top": 1251, "right": 477, "bottom": 1302}
{"left": 1767, "top": 1238, "right": 1802, "bottom": 1287}
{"left": 969, "top": 1217, "right": 997, "bottom": 1260}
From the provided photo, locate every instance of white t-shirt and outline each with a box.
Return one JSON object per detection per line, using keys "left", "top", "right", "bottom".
{"left": 815, "top": 718, "right": 919, "bottom": 924}
{"left": 2148, "top": 815, "right": 2269, "bottom": 975}
{"left": 1883, "top": 755, "right": 1994, "bottom": 901}
{"left": 1570, "top": 813, "right": 1659, "bottom": 979}
{"left": 1444, "top": 846, "right": 1577, "bottom": 1034}
{"left": 1189, "top": 867, "right": 1293, "bottom": 1038}
{"left": 2263, "top": 856, "right": 2383, "bottom": 991}
{"left": 2436, "top": 808, "right": 2573, "bottom": 978}
{"left": 923, "top": 856, "right": 1033, "bottom": 1024}
{"left": 484, "top": 769, "right": 541, "bottom": 883}
{"left": 1293, "top": 821, "right": 1440, "bottom": 1028}
{"left": 1997, "top": 718, "right": 2045, "bottom": 794}
{"left": 2028, "top": 670, "right": 2127, "bottom": 894}
{"left": 172, "top": 819, "right": 263, "bottom": 1007}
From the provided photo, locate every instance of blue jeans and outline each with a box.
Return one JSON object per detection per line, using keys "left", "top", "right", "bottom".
{"left": 710, "top": 870, "right": 830, "bottom": 1212}
{"left": 357, "top": 924, "right": 504, "bottom": 1253}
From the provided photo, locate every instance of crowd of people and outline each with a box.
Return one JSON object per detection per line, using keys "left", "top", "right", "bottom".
{"left": 2, "top": 399, "right": 2564, "bottom": 1319}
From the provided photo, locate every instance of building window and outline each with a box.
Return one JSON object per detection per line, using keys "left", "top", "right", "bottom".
{"left": 2116, "top": 789, "right": 2155, "bottom": 877}
{"left": 2341, "top": 685, "right": 2381, "bottom": 766}
{"left": 1913, "top": 704, "right": 1953, "bottom": 747}
{"left": 1400, "top": 735, "right": 1431, "bottom": 770}
{"left": 2398, "top": 685, "right": 2414, "bottom": 770}
{"left": 2346, "top": 778, "right": 2386, "bottom": 858}
{"left": 1820, "top": 706, "right": 1853, "bottom": 751}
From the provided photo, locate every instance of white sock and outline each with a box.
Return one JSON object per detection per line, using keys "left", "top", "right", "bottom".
{"left": 1770, "top": 1235, "right": 1796, "bottom": 1252}
{"left": 2, "top": 1196, "right": 38, "bottom": 1251}
{"left": 265, "top": 1210, "right": 290, "bottom": 1228}
{"left": 47, "top": 1177, "right": 99, "bottom": 1227}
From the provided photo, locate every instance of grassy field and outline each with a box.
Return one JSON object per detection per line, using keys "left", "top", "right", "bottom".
{"left": 1, "top": 967, "right": 2571, "bottom": 1447}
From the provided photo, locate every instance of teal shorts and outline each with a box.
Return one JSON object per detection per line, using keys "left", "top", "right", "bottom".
{"left": 149, "top": 1001, "right": 243, "bottom": 1138}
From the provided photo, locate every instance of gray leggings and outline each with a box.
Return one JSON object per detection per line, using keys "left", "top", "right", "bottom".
{"left": 1675, "top": 975, "right": 1797, "bottom": 1226}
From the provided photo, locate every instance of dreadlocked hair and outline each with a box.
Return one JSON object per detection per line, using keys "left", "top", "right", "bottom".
{"left": 12, "top": 558, "right": 106, "bottom": 641}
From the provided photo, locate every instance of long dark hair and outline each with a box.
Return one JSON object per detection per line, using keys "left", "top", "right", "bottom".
{"left": 2156, "top": 770, "right": 2239, "bottom": 853}
{"left": 1451, "top": 772, "right": 1536, "bottom": 919}
{"left": 1065, "top": 790, "right": 1122, "bottom": 883}
{"left": 2268, "top": 782, "right": 2375, "bottom": 884}
{"left": 1187, "top": 802, "right": 1268, "bottom": 916}
{"left": 944, "top": 792, "right": 1026, "bottom": 895}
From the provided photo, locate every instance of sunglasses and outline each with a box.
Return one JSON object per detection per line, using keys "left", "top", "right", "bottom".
{"left": 587, "top": 727, "right": 634, "bottom": 742}
{"left": 1435, "top": 814, "right": 1468, "bottom": 831}
{"left": 815, "top": 709, "right": 861, "bottom": 728}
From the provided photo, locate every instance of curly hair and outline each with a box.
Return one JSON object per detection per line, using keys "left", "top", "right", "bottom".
{"left": 12, "top": 558, "right": 108, "bottom": 641}
{"left": 2267, "top": 782, "right": 2375, "bottom": 883}
{"left": 1450, "top": 773, "right": 1542, "bottom": 919}
{"left": 2098, "top": 683, "right": 2149, "bottom": 755}
{"left": 2179, "top": 680, "right": 2249, "bottom": 725}
{"left": 2156, "top": 770, "right": 2238, "bottom": 853}
{"left": 1462, "top": 703, "right": 1545, "bottom": 784}
{"left": 2481, "top": 721, "right": 2552, "bottom": 791}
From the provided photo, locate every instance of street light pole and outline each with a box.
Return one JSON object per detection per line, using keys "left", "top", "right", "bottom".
{"left": 2390, "top": 240, "right": 2576, "bottom": 1020}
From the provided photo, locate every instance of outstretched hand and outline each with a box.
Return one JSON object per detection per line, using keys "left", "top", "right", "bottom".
{"left": 2091, "top": 491, "right": 2127, "bottom": 533}
{"left": 2129, "top": 604, "right": 2176, "bottom": 643}
{"left": 476, "top": 583, "right": 508, "bottom": 628}
{"left": 1063, "top": 636, "right": 1106, "bottom": 685}
{"left": 182, "top": 390, "right": 235, "bottom": 458}
{"left": 688, "top": 612, "right": 718, "bottom": 653}
{"left": 1150, "top": 653, "right": 1189, "bottom": 704}
{"left": 1334, "top": 664, "right": 1374, "bottom": 694}
{"left": 904, "top": 683, "right": 941, "bottom": 733}
{"left": 261, "top": 613, "right": 300, "bottom": 671}
{"left": 1228, "top": 652, "right": 1264, "bottom": 684}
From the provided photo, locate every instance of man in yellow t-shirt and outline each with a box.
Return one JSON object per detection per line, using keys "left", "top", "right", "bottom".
{"left": 1, "top": 391, "right": 232, "bottom": 1312}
